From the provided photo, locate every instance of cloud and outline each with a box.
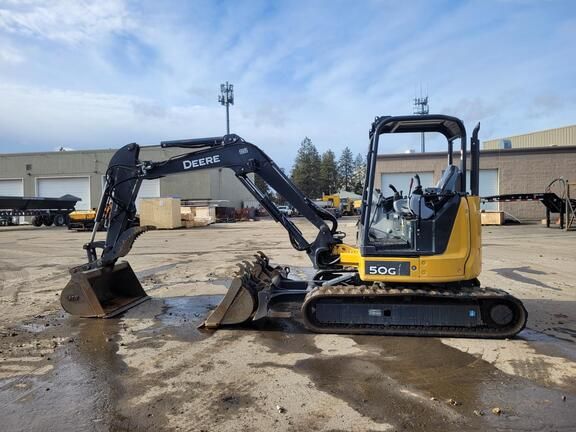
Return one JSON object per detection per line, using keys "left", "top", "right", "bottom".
{"left": 0, "top": 0, "right": 132, "bottom": 44}
{"left": 131, "top": 100, "right": 167, "bottom": 118}
{"left": 0, "top": 44, "right": 23, "bottom": 64}
{"left": 0, "top": 0, "right": 575, "bottom": 165}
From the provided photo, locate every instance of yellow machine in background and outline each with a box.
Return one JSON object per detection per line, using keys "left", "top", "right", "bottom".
{"left": 67, "top": 209, "right": 96, "bottom": 230}
{"left": 322, "top": 193, "right": 357, "bottom": 216}
{"left": 67, "top": 205, "right": 109, "bottom": 231}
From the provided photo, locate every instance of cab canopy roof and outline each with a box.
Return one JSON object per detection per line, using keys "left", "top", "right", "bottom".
{"left": 370, "top": 114, "right": 466, "bottom": 142}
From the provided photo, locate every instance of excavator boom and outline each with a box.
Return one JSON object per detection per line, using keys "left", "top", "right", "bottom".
{"left": 61, "top": 134, "right": 341, "bottom": 319}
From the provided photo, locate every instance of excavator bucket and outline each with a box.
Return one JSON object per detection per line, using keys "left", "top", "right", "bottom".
{"left": 61, "top": 261, "right": 149, "bottom": 318}
{"left": 204, "top": 252, "right": 284, "bottom": 328}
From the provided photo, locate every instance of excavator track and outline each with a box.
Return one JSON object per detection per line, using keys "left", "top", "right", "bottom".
{"left": 301, "top": 284, "right": 527, "bottom": 338}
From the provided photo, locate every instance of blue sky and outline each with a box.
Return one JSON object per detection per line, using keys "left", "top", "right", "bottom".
{"left": 0, "top": 0, "right": 575, "bottom": 167}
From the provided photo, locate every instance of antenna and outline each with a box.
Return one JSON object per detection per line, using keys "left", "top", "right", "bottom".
{"left": 218, "top": 81, "right": 234, "bottom": 134}
{"left": 413, "top": 92, "right": 429, "bottom": 152}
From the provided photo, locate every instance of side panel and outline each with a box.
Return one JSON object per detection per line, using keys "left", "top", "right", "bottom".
{"left": 339, "top": 198, "right": 480, "bottom": 283}
{"left": 464, "top": 196, "right": 482, "bottom": 278}
{"left": 417, "top": 198, "right": 472, "bottom": 280}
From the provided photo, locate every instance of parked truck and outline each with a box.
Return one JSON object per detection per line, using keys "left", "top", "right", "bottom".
{"left": 0, "top": 195, "right": 80, "bottom": 227}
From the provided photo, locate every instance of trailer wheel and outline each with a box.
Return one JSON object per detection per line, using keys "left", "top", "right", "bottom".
{"left": 42, "top": 215, "right": 54, "bottom": 227}
{"left": 54, "top": 214, "right": 66, "bottom": 227}
{"left": 32, "top": 216, "right": 43, "bottom": 227}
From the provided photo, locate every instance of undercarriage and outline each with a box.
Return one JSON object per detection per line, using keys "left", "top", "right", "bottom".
{"left": 202, "top": 252, "right": 527, "bottom": 338}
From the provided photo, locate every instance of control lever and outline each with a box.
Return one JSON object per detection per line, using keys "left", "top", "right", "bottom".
{"left": 388, "top": 184, "right": 401, "bottom": 200}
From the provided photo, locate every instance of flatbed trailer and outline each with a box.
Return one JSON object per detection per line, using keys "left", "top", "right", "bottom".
{"left": 0, "top": 195, "right": 80, "bottom": 227}
{"left": 482, "top": 192, "right": 576, "bottom": 229}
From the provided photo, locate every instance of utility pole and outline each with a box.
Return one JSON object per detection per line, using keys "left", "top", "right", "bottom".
{"left": 413, "top": 95, "right": 429, "bottom": 152}
{"left": 218, "top": 81, "right": 234, "bottom": 134}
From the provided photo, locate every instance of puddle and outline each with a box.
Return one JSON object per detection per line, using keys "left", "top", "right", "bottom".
{"left": 0, "top": 294, "right": 222, "bottom": 432}
{"left": 521, "top": 329, "right": 576, "bottom": 360}
{"left": 251, "top": 318, "right": 320, "bottom": 356}
{"left": 0, "top": 316, "right": 126, "bottom": 432}
{"left": 158, "top": 295, "right": 222, "bottom": 325}
{"left": 292, "top": 336, "right": 576, "bottom": 432}
{"left": 250, "top": 324, "right": 576, "bottom": 432}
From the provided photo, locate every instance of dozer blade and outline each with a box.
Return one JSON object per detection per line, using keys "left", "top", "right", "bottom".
{"left": 61, "top": 261, "right": 149, "bottom": 318}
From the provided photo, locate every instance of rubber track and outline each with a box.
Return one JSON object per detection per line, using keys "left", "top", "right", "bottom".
{"left": 301, "top": 284, "right": 527, "bottom": 338}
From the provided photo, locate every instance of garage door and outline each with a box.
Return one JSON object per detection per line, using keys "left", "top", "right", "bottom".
{"left": 0, "top": 178, "right": 23, "bottom": 196}
{"left": 0, "top": 179, "right": 24, "bottom": 223}
{"left": 381, "top": 172, "right": 434, "bottom": 197}
{"left": 101, "top": 176, "right": 160, "bottom": 210}
{"left": 466, "top": 169, "right": 499, "bottom": 211}
{"left": 137, "top": 178, "right": 161, "bottom": 200}
{"left": 37, "top": 177, "right": 90, "bottom": 210}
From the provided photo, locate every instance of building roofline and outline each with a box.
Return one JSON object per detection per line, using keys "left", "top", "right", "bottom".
{"left": 0, "top": 145, "right": 165, "bottom": 158}
{"left": 0, "top": 148, "right": 118, "bottom": 157}
{"left": 483, "top": 124, "right": 576, "bottom": 143}
{"left": 377, "top": 145, "right": 576, "bottom": 160}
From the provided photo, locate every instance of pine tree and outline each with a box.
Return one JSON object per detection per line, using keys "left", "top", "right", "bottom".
{"left": 352, "top": 153, "right": 366, "bottom": 194}
{"left": 291, "top": 137, "right": 321, "bottom": 198}
{"left": 338, "top": 147, "right": 354, "bottom": 191}
{"left": 319, "top": 150, "right": 339, "bottom": 195}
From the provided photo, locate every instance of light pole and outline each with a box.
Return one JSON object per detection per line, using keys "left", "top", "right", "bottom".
{"left": 218, "top": 81, "right": 234, "bottom": 134}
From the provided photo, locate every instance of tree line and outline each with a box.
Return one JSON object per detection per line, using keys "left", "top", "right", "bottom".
{"left": 290, "top": 137, "right": 366, "bottom": 199}
{"left": 254, "top": 136, "right": 366, "bottom": 203}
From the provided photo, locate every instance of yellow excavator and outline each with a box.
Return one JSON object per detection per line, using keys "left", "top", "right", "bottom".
{"left": 61, "top": 114, "right": 527, "bottom": 338}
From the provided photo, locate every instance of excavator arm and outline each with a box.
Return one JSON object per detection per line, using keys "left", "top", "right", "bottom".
{"left": 61, "top": 134, "right": 345, "bottom": 321}
{"left": 86, "top": 134, "right": 340, "bottom": 271}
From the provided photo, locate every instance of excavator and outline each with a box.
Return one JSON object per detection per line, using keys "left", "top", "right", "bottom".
{"left": 61, "top": 114, "right": 527, "bottom": 338}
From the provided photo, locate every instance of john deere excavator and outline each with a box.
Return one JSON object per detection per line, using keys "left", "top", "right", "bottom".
{"left": 61, "top": 114, "right": 527, "bottom": 338}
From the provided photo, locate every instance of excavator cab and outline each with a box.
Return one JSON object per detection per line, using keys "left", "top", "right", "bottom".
{"left": 359, "top": 115, "right": 475, "bottom": 258}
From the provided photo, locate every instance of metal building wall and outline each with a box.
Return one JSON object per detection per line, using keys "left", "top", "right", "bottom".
{"left": 484, "top": 125, "right": 576, "bottom": 149}
{"left": 0, "top": 147, "right": 254, "bottom": 209}
{"left": 376, "top": 146, "right": 576, "bottom": 221}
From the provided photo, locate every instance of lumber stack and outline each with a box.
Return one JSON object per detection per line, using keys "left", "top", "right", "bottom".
{"left": 481, "top": 211, "right": 505, "bottom": 226}
{"left": 181, "top": 206, "right": 216, "bottom": 228}
{"left": 139, "top": 198, "right": 182, "bottom": 229}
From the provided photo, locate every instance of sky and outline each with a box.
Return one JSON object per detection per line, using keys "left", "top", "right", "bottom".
{"left": 0, "top": 0, "right": 575, "bottom": 168}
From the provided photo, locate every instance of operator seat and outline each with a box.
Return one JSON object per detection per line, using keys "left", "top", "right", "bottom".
{"left": 410, "top": 165, "right": 462, "bottom": 219}
{"left": 436, "top": 164, "right": 461, "bottom": 193}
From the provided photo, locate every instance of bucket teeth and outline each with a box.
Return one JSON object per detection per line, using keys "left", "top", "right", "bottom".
{"left": 256, "top": 251, "right": 269, "bottom": 263}
{"left": 203, "top": 252, "right": 285, "bottom": 329}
